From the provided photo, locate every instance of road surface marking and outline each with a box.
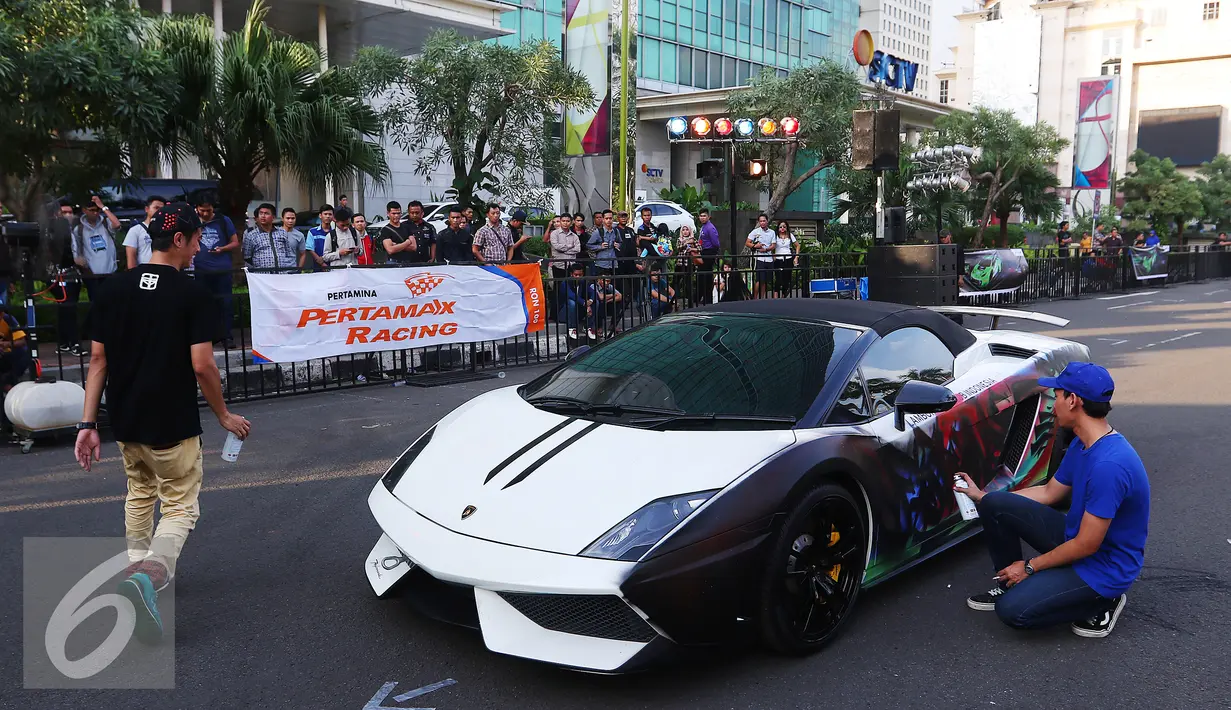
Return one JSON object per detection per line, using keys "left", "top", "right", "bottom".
{"left": 1161, "top": 299, "right": 1186, "bottom": 303}
{"left": 1099, "top": 291, "right": 1158, "bottom": 300}
{"left": 1138, "top": 331, "right": 1203, "bottom": 350}
{"left": 1204, "top": 289, "right": 1228, "bottom": 296}
{"left": 1107, "top": 301, "right": 1151, "bottom": 310}
{"left": 364, "top": 679, "right": 457, "bottom": 710}
{"left": 1097, "top": 338, "right": 1130, "bottom": 346}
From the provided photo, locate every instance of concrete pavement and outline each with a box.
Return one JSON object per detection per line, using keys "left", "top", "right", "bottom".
{"left": 2, "top": 281, "right": 1229, "bottom": 709}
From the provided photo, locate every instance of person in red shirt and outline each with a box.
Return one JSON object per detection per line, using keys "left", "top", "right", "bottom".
{"left": 353, "top": 214, "right": 375, "bottom": 265}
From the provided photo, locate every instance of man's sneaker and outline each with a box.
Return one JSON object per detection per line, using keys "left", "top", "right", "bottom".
{"left": 122, "top": 560, "right": 170, "bottom": 592}
{"left": 1072, "top": 594, "right": 1127, "bottom": 638}
{"left": 117, "top": 573, "right": 164, "bottom": 644}
{"left": 966, "top": 586, "right": 1007, "bottom": 611}
{"left": 568, "top": 328, "right": 578, "bottom": 340}
{"left": 71, "top": 345, "right": 90, "bottom": 357}
{"left": 57, "top": 344, "right": 76, "bottom": 355}
{"left": 586, "top": 328, "right": 597, "bottom": 340}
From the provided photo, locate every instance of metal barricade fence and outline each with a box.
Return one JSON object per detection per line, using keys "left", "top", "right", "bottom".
{"left": 19, "top": 246, "right": 1228, "bottom": 403}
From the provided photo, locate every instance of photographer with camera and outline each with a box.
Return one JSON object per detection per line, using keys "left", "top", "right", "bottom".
{"left": 73, "top": 195, "right": 120, "bottom": 301}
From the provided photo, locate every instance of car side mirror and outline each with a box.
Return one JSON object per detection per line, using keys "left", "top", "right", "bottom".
{"left": 894, "top": 380, "right": 957, "bottom": 431}
{"left": 565, "top": 345, "right": 591, "bottom": 362}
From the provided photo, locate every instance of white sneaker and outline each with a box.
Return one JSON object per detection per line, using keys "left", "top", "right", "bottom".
{"left": 587, "top": 329, "right": 597, "bottom": 340}
{"left": 568, "top": 328, "right": 578, "bottom": 339}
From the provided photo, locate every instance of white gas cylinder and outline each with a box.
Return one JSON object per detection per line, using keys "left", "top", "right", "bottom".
{"left": 3, "top": 380, "right": 86, "bottom": 432}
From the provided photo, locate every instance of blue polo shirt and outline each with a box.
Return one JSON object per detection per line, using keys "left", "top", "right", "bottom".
{"left": 1054, "top": 432, "right": 1150, "bottom": 597}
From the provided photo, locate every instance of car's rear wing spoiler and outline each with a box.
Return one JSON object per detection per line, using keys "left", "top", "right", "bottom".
{"left": 926, "top": 306, "right": 1070, "bottom": 329}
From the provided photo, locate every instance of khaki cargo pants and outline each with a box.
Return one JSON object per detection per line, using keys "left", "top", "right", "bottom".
{"left": 117, "top": 436, "right": 204, "bottom": 578}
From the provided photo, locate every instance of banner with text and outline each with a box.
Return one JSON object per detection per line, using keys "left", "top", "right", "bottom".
{"left": 248, "top": 265, "right": 547, "bottom": 363}
{"left": 1130, "top": 245, "right": 1169, "bottom": 281}
{"left": 960, "top": 249, "right": 1030, "bottom": 296}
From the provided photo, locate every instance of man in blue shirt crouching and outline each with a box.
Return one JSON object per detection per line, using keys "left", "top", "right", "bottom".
{"left": 956, "top": 362, "right": 1150, "bottom": 638}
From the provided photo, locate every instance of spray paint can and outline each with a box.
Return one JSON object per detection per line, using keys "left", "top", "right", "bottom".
{"left": 953, "top": 475, "right": 979, "bottom": 521}
{"left": 222, "top": 431, "right": 244, "bottom": 462}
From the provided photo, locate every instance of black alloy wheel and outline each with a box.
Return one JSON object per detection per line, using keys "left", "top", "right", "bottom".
{"left": 758, "top": 482, "right": 866, "bottom": 655}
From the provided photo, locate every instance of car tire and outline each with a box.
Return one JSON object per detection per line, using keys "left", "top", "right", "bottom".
{"left": 757, "top": 482, "right": 866, "bottom": 655}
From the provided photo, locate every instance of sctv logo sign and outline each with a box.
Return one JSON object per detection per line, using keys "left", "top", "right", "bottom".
{"left": 641, "top": 164, "right": 664, "bottom": 178}
{"left": 852, "top": 29, "right": 919, "bottom": 93}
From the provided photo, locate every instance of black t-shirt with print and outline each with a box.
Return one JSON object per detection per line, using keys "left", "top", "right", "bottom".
{"left": 85, "top": 264, "right": 217, "bottom": 445}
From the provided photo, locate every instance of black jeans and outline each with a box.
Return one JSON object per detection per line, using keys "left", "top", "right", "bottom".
{"left": 979, "top": 491, "right": 1116, "bottom": 629}
{"left": 197, "top": 272, "right": 234, "bottom": 342}
{"left": 698, "top": 248, "right": 720, "bottom": 304}
{"left": 52, "top": 281, "right": 82, "bottom": 347}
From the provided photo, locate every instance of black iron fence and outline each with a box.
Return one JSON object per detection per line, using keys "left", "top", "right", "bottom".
{"left": 16, "top": 246, "right": 1231, "bottom": 403}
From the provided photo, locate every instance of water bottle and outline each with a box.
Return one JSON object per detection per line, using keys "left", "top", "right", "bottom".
{"left": 222, "top": 431, "right": 244, "bottom": 462}
{"left": 953, "top": 475, "right": 979, "bottom": 521}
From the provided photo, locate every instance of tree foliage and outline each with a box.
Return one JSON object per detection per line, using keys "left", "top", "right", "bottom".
{"left": 361, "top": 30, "right": 595, "bottom": 213}
{"left": 153, "top": 0, "right": 391, "bottom": 227}
{"left": 1196, "top": 154, "right": 1231, "bottom": 231}
{"left": 727, "top": 60, "right": 864, "bottom": 220}
{"left": 830, "top": 143, "right": 969, "bottom": 238}
{"left": 934, "top": 107, "right": 1067, "bottom": 247}
{"left": 0, "top": 0, "right": 170, "bottom": 219}
{"left": 1119, "top": 149, "right": 1204, "bottom": 242}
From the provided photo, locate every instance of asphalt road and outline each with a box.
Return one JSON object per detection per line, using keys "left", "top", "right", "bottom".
{"left": 3, "top": 281, "right": 1230, "bottom": 709}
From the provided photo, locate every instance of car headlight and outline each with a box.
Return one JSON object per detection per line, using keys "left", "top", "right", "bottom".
{"left": 580, "top": 490, "right": 718, "bottom": 561}
{"left": 381, "top": 426, "right": 436, "bottom": 492}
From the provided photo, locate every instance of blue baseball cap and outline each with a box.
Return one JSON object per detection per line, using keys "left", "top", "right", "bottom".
{"left": 1038, "top": 362, "right": 1115, "bottom": 403}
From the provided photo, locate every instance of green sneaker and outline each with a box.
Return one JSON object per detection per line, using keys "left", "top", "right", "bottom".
{"left": 118, "top": 573, "right": 164, "bottom": 644}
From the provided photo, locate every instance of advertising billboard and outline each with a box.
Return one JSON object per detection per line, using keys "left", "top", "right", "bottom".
{"left": 564, "top": 0, "right": 610, "bottom": 156}
{"left": 1073, "top": 76, "right": 1119, "bottom": 190}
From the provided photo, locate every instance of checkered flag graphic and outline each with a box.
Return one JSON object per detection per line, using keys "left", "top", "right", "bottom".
{"left": 405, "top": 274, "right": 447, "bottom": 297}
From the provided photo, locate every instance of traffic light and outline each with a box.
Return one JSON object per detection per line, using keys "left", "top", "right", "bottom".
{"left": 742, "top": 159, "right": 767, "bottom": 180}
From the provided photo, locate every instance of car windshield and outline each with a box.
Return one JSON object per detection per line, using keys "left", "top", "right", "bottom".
{"left": 521, "top": 313, "right": 860, "bottom": 427}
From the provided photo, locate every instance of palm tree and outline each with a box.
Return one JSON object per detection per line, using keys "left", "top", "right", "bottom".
{"left": 153, "top": 0, "right": 389, "bottom": 228}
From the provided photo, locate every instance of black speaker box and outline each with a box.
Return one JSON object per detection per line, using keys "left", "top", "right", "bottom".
{"left": 867, "top": 244, "right": 961, "bottom": 277}
{"left": 869, "top": 276, "right": 959, "bottom": 306}
{"left": 867, "top": 244, "right": 961, "bottom": 306}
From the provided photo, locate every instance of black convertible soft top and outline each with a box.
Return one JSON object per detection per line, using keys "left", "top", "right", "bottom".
{"left": 699, "top": 299, "right": 977, "bottom": 356}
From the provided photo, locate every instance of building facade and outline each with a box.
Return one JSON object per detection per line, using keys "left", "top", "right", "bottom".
{"left": 946, "top": 0, "right": 1231, "bottom": 216}
{"left": 859, "top": 0, "right": 937, "bottom": 97}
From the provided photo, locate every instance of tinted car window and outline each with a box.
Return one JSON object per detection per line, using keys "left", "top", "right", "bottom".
{"left": 859, "top": 327, "right": 955, "bottom": 416}
{"left": 649, "top": 203, "right": 679, "bottom": 217}
{"left": 826, "top": 370, "right": 871, "bottom": 425}
{"left": 522, "top": 313, "right": 860, "bottom": 422}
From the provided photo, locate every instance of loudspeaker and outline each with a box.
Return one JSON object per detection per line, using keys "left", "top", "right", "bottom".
{"left": 869, "top": 276, "right": 959, "bottom": 306}
{"left": 867, "top": 244, "right": 961, "bottom": 306}
{"left": 873, "top": 110, "right": 900, "bottom": 171}
{"left": 883, "top": 206, "right": 907, "bottom": 244}
{"left": 867, "top": 244, "right": 961, "bottom": 277}
{"left": 851, "top": 110, "right": 901, "bottom": 172}
{"left": 852, "top": 111, "right": 875, "bottom": 171}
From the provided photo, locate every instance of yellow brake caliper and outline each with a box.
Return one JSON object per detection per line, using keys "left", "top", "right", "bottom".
{"left": 827, "top": 526, "right": 842, "bottom": 582}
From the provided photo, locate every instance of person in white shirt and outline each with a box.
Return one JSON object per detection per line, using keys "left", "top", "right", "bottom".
{"left": 745, "top": 213, "right": 777, "bottom": 299}
{"left": 322, "top": 207, "right": 362, "bottom": 267}
{"left": 123, "top": 195, "right": 167, "bottom": 269}
{"left": 772, "top": 219, "right": 801, "bottom": 297}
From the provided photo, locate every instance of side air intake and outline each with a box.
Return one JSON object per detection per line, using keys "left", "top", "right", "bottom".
{"left": 989, "top": 343, "right": 1038, "bottom": 359}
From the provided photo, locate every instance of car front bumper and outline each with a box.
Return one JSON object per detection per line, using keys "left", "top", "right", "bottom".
{"left": 366, "top": 482, "right": 672, "bottom": 672}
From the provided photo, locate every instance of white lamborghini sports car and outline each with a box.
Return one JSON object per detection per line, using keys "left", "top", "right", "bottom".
{"left": 365, "top": 299, "right": 1085, "bottom": 672}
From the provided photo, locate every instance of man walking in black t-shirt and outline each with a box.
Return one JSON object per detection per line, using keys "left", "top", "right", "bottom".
{"left": 75, "top": 203, "right": 250, "bottom": 644}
